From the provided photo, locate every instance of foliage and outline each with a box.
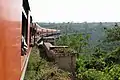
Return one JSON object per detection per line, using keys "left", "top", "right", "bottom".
{"left": 77, "top": 69, "right": 112, "bottom": 80}
{"left": 55, "top": 34, "right": 89, "bottom": 54}
{"left": 55, "top": 26, "right": 120, "bottom": 80}
{"left": 38, "top": 22, "right": 120, "bottom": 80}
{"left": 52, "top": 47, "right": 77, "bottom": 56}
{"left": 105, "top": 26, "right": 120, "bottom": 42}
{"left": 77, "top": 47, "right": 120, "bottom": 80}
{"left": 24, "top": 46, "right": 71, "bottom": 80}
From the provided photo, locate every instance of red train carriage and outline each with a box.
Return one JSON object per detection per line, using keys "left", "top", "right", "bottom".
{"left": 0, "top": 0, "right": 35, "bottom": 80}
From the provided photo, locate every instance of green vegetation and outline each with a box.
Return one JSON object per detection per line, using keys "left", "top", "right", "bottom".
{"left": 24, "top": 22, "right": 120, "bottom": 80}
{"left": 27, "top": 22, "right": 120, "bottom": 80}
{"left": 55, "top": 34, "right": 89, "bottom": 54}
{"left": 54, "top": 23, "right": 120, "bottom": 80}
{"left": 38, "top": 22, "right": 118, "bottom": 48}
{"left": 77, "top": 48, "right": 120, "bottom": 80}
{"left": 52, "top": 48, "right": 76, "bottom": 55}
{"left": 24, "top": 46, "right": 71, "bottom": 80}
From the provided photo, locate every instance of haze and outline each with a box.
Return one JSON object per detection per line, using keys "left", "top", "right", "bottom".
{"left": 29, "top": 0, "right": 120, "bottom": 22}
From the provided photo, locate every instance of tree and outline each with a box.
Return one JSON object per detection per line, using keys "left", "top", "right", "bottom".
{"left": 105, "top": 25, "right": 120, "bottom": 42}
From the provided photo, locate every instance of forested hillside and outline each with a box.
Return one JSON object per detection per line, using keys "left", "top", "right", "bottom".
{"left": 37, "top": 22, "right": 120, "bottom": 50}
{"left": 38, "top": 22, "right": 120, "bottom": 80}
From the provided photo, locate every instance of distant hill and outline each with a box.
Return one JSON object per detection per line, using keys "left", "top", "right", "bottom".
{"left": 37, "top": 22, "right": 120, "bottom": 35}
{"left": 37, "top": 22, "right": 120, "bottom": 48}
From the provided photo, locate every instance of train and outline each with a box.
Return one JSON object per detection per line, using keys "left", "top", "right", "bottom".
{"left": 0, "top": 0, "right": 60, "bottom": 80}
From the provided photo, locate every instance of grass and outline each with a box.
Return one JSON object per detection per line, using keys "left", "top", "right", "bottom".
{"left": 24, "top": 46, "right": 71, "bottom": 80}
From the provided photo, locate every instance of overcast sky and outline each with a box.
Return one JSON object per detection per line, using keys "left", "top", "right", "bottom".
{"left": 29, "top": 0, "right": 120, "bottom": 22}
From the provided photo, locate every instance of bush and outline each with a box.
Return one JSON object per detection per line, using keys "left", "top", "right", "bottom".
{"left": 78, "top": 69, "right": 112, "bottom": 80}
{"left": 24, "top": 46, "right": 71, "bottom": 80}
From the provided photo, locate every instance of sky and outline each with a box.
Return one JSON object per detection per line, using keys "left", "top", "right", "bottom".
{"left": 29, "top": 0, "right": 120, "bottom": 22}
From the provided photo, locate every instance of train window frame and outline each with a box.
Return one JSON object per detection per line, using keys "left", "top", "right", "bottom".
{"left": 21, "top": 12, "right": 28, "bottom": 56}
{"left": 29, "top": 16, "right": 32, "bottom": 44}
{"left": 21, "top": 0, "right": 31, "bottom": 56}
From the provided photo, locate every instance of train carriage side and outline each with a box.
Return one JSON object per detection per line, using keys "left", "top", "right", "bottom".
{"left": 0, "top": 0, "right": 34, "bottom": 80}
